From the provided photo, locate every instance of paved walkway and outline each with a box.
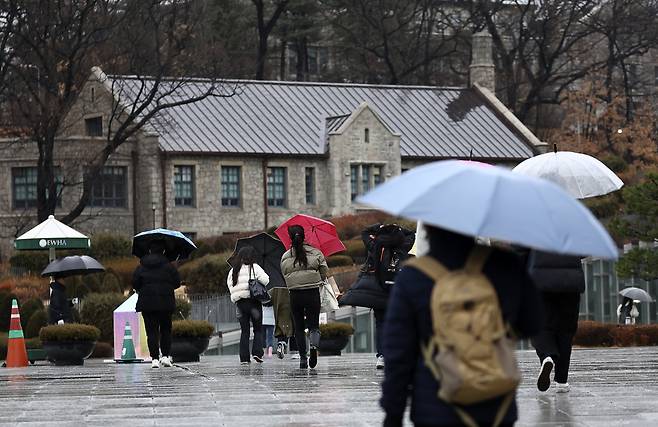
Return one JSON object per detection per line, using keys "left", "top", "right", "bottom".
{"left": 0, "top": 348, "right": 657, "bottom": 426}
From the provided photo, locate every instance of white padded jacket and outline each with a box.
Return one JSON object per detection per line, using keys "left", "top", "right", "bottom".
{"left": 226, "top": 263, "right": 270, "bottom": 303}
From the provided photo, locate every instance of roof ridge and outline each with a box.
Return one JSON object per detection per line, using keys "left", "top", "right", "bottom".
{"left": 106, "top": 74, "right": 468, "bottom": 91}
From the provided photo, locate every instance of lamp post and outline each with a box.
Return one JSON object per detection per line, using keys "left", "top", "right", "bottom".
{"left": 152, "top": 203, "right": 156, "bottom": 229}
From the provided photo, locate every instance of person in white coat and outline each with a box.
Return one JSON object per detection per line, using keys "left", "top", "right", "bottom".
{"left": 227, "top": 246, "right": 269, "bottom": 364}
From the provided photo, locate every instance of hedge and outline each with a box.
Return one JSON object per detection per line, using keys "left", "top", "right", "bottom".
{"left": 172, "top": 320, "right": 214, "bottom": 338}
{"left": 90, "top": 342, "right": 113, "bottom": 358}
{"left": 88, "top": 233, "right": 132, "bottom": 260}
{"left": 179, "top": 253, "right": 231, "bottom": 295}
{"left": 9, "top": 252, "right": 49, "bottom": 275}
{"left": 25, "top": 309, "right": 48, "bottom": 339}
{"left": 320, "top": 322, "right": 354, "bottom": 338}
{"left": 80, "top": 293, "right": 127, "bottom": 343}
{"left": 574, "top": 321, "right": 658, "bottom": 347}
{"left": 327, "top": 255, "right": 354, "bottom": 268}
{"left": 0, "top": 291, "right": 18, "bottom": 331}
{"left": 39, "top": 323, "right": 100, "bottom": 342}
{"left": 343, "top": 239, "right": 367, "bottom": 263}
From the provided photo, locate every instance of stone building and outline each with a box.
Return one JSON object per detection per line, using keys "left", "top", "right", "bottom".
{"left": 0, "top": 40, "right": 544, "bottom": 256}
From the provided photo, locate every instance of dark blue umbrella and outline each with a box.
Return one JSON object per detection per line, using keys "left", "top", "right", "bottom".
{"left": 132, "top": 228, "right": 196, "bottom": 261}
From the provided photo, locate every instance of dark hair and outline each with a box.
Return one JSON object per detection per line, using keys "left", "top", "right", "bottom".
{"left": 232, "top": 246, "right": 257, "bottom": 286}
{"left": 148, "top": 239, "right": 166, "bottom": 255}
{"left": 288, "top": 225, "right": 308, "bottom": 268}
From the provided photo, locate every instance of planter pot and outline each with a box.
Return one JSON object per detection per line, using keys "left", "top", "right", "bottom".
{"left": 318, "top": 335, "right": 350, "bottom": 356}
{"left": 42, "top": 341, "right": 96, "bottom": 366}
{"left": 171, "top": 336, "right": 210, "bottom": 363}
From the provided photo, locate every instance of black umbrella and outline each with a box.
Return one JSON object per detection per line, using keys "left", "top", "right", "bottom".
{"left": 41, "top": 255, "right": 105, "bottom": 278}
{"left": 228, "top": 233, "right": 286, "bottom": 289}
{"left": 132, "top": 228, "right": 196, "bottom": 261}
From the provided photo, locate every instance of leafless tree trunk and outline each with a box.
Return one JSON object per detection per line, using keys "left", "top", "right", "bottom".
{"left": 253, "top": 0, "right": 289, "bottom": 80}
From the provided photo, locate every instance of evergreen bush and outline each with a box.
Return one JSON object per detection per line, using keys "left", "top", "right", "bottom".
{"left": 171, "top": 320, "right": 214, "bottom": 338}
{"left": 39, "top": 323, "right": 100, "bottom": 342}
{"left": 25, "top": 308, "right": 48, "bottom": 339}
{"left": 80, "top": 293, "right": 127, "bottom": 343}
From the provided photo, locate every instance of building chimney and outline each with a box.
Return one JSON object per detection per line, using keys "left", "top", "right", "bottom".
{"left": 469, "top": 31, "right": 495, "bottom": 93}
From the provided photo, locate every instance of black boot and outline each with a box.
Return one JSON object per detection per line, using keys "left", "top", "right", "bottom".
{"left": 300, "top": 357, "right": 308, "bottom": 369}
{"left": 309, "top": 347, "right": 318, "bottom": 369}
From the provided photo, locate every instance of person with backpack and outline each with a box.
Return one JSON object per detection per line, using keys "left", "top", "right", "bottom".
{"left": 380, "top": 225, "right": 543, "bottom": 427}
{"left": 281, "top": 225, "right": 328, "bottom": 370}
{"left": 340, "top": 223, "right": 414, "bottom": 369}
{"left": 227, "top": 246, "right": 269, "bottom": 365}
{"left": 528, "top": 250, "right": 585, "bottom": 394}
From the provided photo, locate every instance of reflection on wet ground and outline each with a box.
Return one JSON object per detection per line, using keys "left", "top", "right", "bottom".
{"left": 0, "top": 348, "right": 657, "bottom": 426}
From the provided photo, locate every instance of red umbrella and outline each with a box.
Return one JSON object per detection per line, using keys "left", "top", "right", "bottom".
{"left": 275, "top": 214, "right": 346, "bottom": 257}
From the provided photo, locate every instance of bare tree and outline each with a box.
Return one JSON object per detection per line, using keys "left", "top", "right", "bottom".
{"left": 0, "top": 0, "right": 235, "bottom": 225}
{"left": 253, "top": 0, "right": 289, "bottom": 79}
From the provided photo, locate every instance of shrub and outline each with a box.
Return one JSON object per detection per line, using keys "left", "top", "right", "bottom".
{"left": 39, "top": 323, "right": 100, "bottom": 342}
{"left": 89, "top": 233, "right": 132, "bottom": 260}
{"left": 327, "top": 255, "right": 354, "bottom": 268}
{"left": 9, "top": 252, "right": 49, "bottom": 275}
{"left": 609, "top": 326, "right": 636, "bottom": 347}
{"left": 103, "top": 257, "right": 138, "bottom": 290}
{"left": 172, "top": 320, "right": 214, "bottom": 338}
{"left": 344, "top": 239, "right": 367, "bottom": 263}
{"left": 0, "top": 332, "right": 6, "bottom": 359}
{"left": 25, "top": 337, "right": 42, "bottom": 349}
{"left": 191, "top": 234, "right": 249, "bottom": 259}
{"left": 20, "top": 298, "right": 45, "bottom": 331}
{"left": 174, "top": 298, "right": 192, "bottom": 320}
{"left": 0, "top": 275, "right": 48, "bottom": 304}
{"left": 179, "top": 253, "right": 231, "bottom": 295}
{"left": 573, "top": 321, "right": 614, "bottom": 347}
{"left": 80, "top": 293, "right": 127, "bottom": 343}
{"left": 25, "top": 309, "right": 48, "bottom": 339}
{"left": 90, "top": 341, "right": 113, "bottom": 358}
{"left": 330, "top": 212, "right": 393, "bottom": 240}
{"left": 320, "top": 322, "right": 354, "bottom": 338}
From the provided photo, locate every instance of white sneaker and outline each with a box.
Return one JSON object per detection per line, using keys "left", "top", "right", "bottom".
{"left": 291, "top": 352, "right": 300, "bottom": 360}
{"left": 376, "top": 355, "right": 385, "bottom": 370}
{"left": 537, "top": 357, "right": 554, "bottom": 392}
{"left": 555, "top": 382, "right": 570, "bottom": 393}
{"left": 151, "top": 359, "right": 160, "bottom": 369}
{"left": 160, "top": 356, "right": 172, "bottom": 367}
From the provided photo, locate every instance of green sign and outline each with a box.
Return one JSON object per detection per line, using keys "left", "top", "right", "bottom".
{"left": 14, "top": 237, "right": 90, "bottom": 250}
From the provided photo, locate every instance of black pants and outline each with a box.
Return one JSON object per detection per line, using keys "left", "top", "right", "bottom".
{"left": 142, "top": 310, "right": 173, "bottom": 360}
{"left": 531, "top": 292, "right": 581, "bottom": 383}
{"left": 374, "top": 308, "right": 386, "bottom": 357}
{"left": 236, "top": 298, "right": 264, "bottom": 362}
{"left": 289, "top": 288, "right": 320, "bottom": 358}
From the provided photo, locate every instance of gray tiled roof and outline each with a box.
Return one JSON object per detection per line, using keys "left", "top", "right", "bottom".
{"left": 109, "top": 77, "right": 536, "bottom": 159}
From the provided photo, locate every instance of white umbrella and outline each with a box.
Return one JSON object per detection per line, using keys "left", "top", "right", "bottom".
{"left": 512, "top": 146, "right": 623, "bottom": 199}
{"left": 357, "top": 160, "right": 618, "bottom": 259}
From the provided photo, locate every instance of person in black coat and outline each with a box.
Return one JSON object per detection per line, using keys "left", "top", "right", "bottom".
{"left": 380, "top": 225, "right": 542, "bottom": 427}
{"left": 528, "top": 250, "right": 584, "bottom": 393}
{"left": 48, "top": 277, "right": 72, "bottom": 324}
{"left": 132, "top": 239, "right": 181, "bottom": 368}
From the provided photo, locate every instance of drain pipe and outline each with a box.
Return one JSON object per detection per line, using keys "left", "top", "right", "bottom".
{"left": 262, "top": 158, "right": 268, "bottom": 230}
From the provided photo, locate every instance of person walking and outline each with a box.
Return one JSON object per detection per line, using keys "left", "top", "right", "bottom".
{"left": 529, "top": 250, "right": 584, "bottom": 393}
{"left": 132, "top": 239, "right": 181, "bottom": 369}
{"left": 48, "top": 276, "right": 72, "bottom": 325}
{"left": 262, "top": 301, "right": 275, "bottom": 358}
{"left": 270, "top": 286, "right": 294, "bottom": 359}
{"left": 618, "top": 297, "right": 638, "bottom": 324}
{"left": 380, "top": 225, "right": 542, "bottom": 427}
{"left": 281, "top": 225, "right": 328, "bottom": 370}
{"left": 227, "top": 246, "right": 269, "bottom": 365}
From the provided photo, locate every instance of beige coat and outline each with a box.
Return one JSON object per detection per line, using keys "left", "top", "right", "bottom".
{"left": 281, "top": 244, "right": 328, "bottom": 290}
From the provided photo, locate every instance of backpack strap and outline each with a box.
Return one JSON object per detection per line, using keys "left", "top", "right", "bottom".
{"left": 464, "top": 246, "right": 492, "bottom": 273}
{"left": 405, "top": 256, "right": 450, "bottom": 283}
{"left": 453, "top": 391, "right": 514, "bottom": 427}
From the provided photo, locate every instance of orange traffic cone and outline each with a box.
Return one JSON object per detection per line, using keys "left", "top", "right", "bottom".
{"left": 5, "top": 299, "right": 28, "bottom": 368}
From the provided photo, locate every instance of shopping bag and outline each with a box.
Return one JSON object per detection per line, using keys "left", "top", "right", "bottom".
{"left": 320, "top": 279, "right": 339, "bottom": 312}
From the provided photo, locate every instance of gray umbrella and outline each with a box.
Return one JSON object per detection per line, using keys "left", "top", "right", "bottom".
{"left": 619, "top": 287, "right": 653, "bottom": 303}
{"left": 41, "top": 255, "right": 105, "bottom": 278}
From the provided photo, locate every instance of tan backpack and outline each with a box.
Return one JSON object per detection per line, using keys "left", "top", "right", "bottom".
{"left": 406, "top": 246, "right": 520, "bottom": 427}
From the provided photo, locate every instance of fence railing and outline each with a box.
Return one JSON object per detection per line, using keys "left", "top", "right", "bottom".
{"left": 188, "top": 294, "right": 237, "bottom": 329}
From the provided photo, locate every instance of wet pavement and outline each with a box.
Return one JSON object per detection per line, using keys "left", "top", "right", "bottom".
{"left": 0, "top": 347, "right": 657, "bottom": 426}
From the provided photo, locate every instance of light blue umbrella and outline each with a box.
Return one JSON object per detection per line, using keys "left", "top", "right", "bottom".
{"left": 132, "top": 228, "right": 197, "bottom": 261}
{"left": 357, "top": 160, "right": 618, "bottom": 259}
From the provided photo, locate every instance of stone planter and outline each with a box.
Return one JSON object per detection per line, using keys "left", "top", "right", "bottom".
{"left": 42, "top": 341, "right": 96, "bottom": 366}
{"left": 318, "top": 335, "right": 350, "bottom": 356}
{"left": 171, "top": 336, "right": 210, "bottom": 363}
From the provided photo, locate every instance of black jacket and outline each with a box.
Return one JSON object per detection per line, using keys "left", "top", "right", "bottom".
{"left": 380, "top": 245, "right": 543, "bottom": 427}
{"left": 48, "top": 281, "right": 72, "bottom": 324}
{"left": 528, "top": 250, "right": 585, "bottom": 293}
{"left": 132, "top": 254, "right": 181, "bottom": 312}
